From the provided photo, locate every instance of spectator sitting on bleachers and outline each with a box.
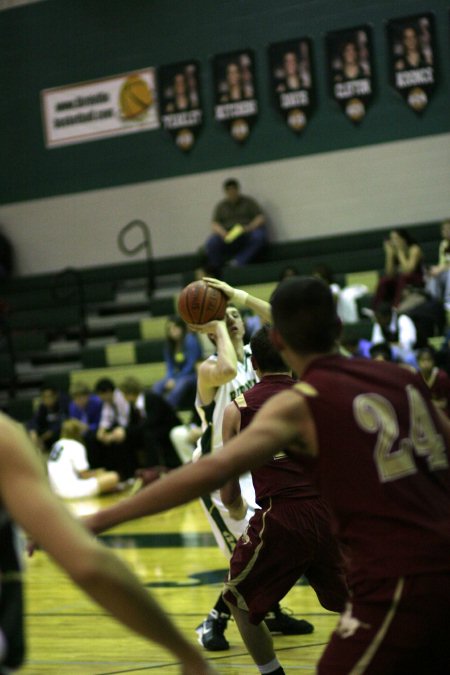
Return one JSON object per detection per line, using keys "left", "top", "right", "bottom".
{"left": 120, "top": 376, "right": 182, "bottom": 470}
{"left": 95, "top": 377, "right": 129, "bottom": 442}
{"left": 27, "top": 385, "right": 70, "bottom": 452}
{"left": 92, "top": 377, "right": 135, "bottom": 479}
{"left": 415, "top": 346, "right": 450, "bottom": 418}
{"left": 69, "top": 382, "right": 103, "bottom": 432}
{"left": 47, "top": 419, "right": 119, "bottom": 499}
{"left": 152, "top": 316, "right": 202, "bottom": 410}
{"left": 203, "top": 178, "right": 268, "bottom": 277}
{"left": 312, "top": 264, "right": 368, "bottom": 324}
{"left": 169, "top": 409, "right": 203, "bottom": 465}
{"left": 69, "top": 381, "right": 103, "bottom": 459}
{"left": 373, "top": 228, "right": 424, "bottom": 309}
{"left": 362, "top": 302, "right": 418, "bottom": 367}
{"left": 425, "top": 218, "right": 450, "bottom": 311}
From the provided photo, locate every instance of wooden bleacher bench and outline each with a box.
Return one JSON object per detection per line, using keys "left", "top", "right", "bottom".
{"left": 71, "top": 362, "right": 166, "bottom": 391}
{"left": 80, "top": 339, "right": 165, "bottom": 368}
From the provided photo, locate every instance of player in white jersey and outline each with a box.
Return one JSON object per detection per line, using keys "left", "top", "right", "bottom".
{"left": 194, "top": 340, "right": 258, "bottom": 555}
{"left": 192, "top": 286, "right": 313, "bottom": 650}
{"left": 83, "top": 280, "right": 315, "bottom": 650}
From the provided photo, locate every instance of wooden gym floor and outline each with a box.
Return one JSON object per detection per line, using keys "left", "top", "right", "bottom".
{"left": 21, "top": 492, "right": 339, "bottom": 674}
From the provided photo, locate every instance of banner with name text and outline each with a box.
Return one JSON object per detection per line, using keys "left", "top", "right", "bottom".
{"left": 326, "top": 26, "right": 374, "bottom": 124}
{"left": 386, "top": 13, "right": 437, "bottom": 114}
{"left": 158, "top": 60, "right": 203, "bottom": 152}
{"left": 268, "top": 38, "right": 315, "bottom": 133}
{"left": 212, "top": 50, "right": 258, "bottom": 143}
{"left": 41, "top": 68, "right": 159, "bottom": 148}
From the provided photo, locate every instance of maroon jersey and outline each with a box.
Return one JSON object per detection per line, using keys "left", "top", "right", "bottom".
{"left": 295, "top": 354, "right": 450, "bottom": 584}
{"left": 235, "top": 375, "right": 319, "bottom": 504}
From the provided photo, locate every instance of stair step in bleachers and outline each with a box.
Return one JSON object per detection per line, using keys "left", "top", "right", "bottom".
{"left": 0, "top": 220, "right": 442, "bottom": 423}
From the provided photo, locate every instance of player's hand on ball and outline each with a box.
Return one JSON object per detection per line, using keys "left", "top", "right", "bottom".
{"left": 203, "top": 277, "right": 235, "bottom": 300}
{"left": 186, "top": 319, "right": 224, "bottom": 334}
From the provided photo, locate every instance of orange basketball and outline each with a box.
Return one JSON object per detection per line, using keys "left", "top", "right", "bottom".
{"left": 177, "top": 280, "right": 228, "bottom": 325}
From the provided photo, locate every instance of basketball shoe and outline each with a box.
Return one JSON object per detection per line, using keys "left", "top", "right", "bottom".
{"left": 264, "top": 607, "right": 314, "bottom": 635}
{"left": 195, "top": 609, "right": 230, "bottom": 651}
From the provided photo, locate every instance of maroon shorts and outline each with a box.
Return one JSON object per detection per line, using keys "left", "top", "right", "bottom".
{"left": 318, "top": 572, "right": 450, "bottom": 674}
{"left": 223, "top": 496, "right": 347, "bottom": 624}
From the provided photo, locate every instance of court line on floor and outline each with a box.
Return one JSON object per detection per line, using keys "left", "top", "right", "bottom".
{"left": 95, "top": 642, "right": 329, "bottom": 674}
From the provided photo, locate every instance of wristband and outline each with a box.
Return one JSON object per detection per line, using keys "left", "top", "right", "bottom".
{"left": 232, "top": 289, "right": 248, "bottom": 306}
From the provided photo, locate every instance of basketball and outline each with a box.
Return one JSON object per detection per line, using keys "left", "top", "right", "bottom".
{"left": 120, "top": 75, "right": 153, "bottom": 119}
{"left": 177, "top": 280, "right": 228, "bottom": 325}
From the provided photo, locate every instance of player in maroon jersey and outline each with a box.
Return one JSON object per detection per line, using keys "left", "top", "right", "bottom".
{"left": 220, "top": 326, "right": 347, "bottom": 674}
{"left": 84, "top": 277, "right": 450, "bottom": 674}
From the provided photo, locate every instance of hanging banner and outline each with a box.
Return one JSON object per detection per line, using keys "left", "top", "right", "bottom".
{"left": 268, "top": 38, "right": 314, "bottom": 133}
{"left": 158, "top": 61, "right": 203, "bottom": 151}
{"left": 212, "top": 50, "right": 258, "bottom": 143}
{"left": 386, "top": 13, "right": 437, "bottom": 114}
{"left": 326, "top": 26, "right": 374, "bottom": 124}
{"left": 41, "top": 68, "right": 159, "bottom": 148}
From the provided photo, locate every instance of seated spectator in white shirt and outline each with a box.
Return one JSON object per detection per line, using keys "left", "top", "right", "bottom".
{"left": 371, "top": 302, "right": 417, "bottom": 366}
{"left": 47, "top": 419, "right": 119, "bottom": 499}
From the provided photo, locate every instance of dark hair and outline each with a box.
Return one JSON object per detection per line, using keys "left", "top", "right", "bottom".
{"left": 223, "top": 178, "right": 239, "bottom": 190}
{"left": 375, "top": 302, "right": 393, "bottom": 321}
{"left": 40, "top": 384, "right": 57, "bottom": 393}
{"left": 166, "top": 315, "right": 187, "bottom": 358}
{"left": 279, "top": 265, "right": 299, "bottom": 282}
{"left": 417, "top": 346, "right": 436, "bottom": 362}
{"left": 270, "top": 277, "right": 340, "bottom": 354}
{"left": 95, "top": 378, "right": 115, "bottom": 393}
{"left": 391, "top": 228, "right": 417, "bottom": 247}
{"left": 250, "top": 326, "right": 289, "bottom": 373}
{"left": 369, "top": 342, "right": 393, "bottom": 361}
{"left": 340, "top": 39, "right": 358, "bottom": 56}
{"left": 312, "top": 264, "right": 334, "bottom": 286}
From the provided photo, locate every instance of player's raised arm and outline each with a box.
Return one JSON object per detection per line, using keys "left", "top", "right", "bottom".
{"left": 220, "top": 400, "right": 247, "bottom": 519}
{"left": 204, "top": 277, "right": 272, "bottom": 324}
{"left": 188, "top": 318, "right": 238, "bottom": 402}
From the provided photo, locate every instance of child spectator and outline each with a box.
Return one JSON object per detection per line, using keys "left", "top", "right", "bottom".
{"left": 47, "top": 419, "right": 119, "bottom": 499}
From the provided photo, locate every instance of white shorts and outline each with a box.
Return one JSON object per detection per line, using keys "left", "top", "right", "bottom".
{"left": 52, "top": 477, "right": 100, "bottom": 500}
{"left": 199, "top": 472, "right": 258, "bottom": 559}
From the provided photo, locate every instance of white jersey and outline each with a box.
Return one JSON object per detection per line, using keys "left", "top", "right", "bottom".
{"left": 195, "top": 343, "right": 259, "bottom": 557}
{"left": 196, "top": 344, "right": 258, "bottom": 454}
{"left": 47, "top": 439, "right": 98, "bottom": 499}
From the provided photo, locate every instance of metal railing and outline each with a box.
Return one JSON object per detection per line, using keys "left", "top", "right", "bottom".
{"left": 117, "top": 219, "right": 155, "bottom": 298}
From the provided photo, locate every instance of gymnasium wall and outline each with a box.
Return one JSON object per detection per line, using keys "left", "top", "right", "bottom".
{"left": 0, "top": 0, "right": 449, "bottom": 275}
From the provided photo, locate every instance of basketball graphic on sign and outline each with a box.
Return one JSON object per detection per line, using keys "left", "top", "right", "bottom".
{"left": 120, "top": 75, "right": 153, "bottom": 119}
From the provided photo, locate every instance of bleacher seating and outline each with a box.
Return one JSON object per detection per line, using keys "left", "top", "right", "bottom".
{"left": 0, "top": 221, "right": 442, "bottom": 423}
